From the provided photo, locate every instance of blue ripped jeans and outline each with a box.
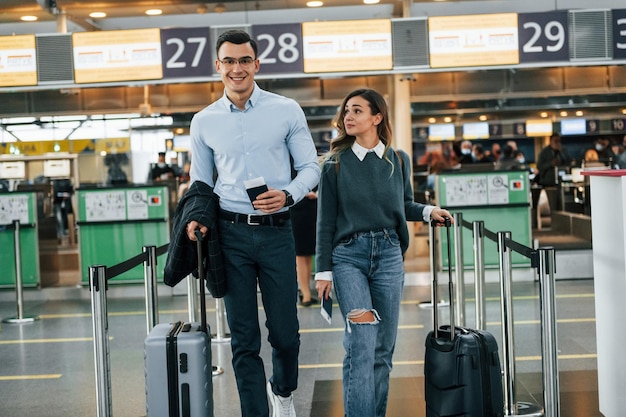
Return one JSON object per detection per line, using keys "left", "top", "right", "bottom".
{"left": 332, "top": 228, "right": 405, "bottom": 417}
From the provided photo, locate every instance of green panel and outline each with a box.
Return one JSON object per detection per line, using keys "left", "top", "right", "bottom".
{"left": 76, "top": 186, "right": 169, "bottom": 222}
{"left": 78, "top": 221, "right": 169, "bottom": 284}
{"left": 77, "top": 186, "right": 170, "bottom": 284}
{"left": 437, "top": 170, "right": 530, "bottom": 207}
{"left": 0, "top": 192, "right": 40, "bottom": 288}
{"left": 436, "top": 171, "right": 532, "bottom": 269}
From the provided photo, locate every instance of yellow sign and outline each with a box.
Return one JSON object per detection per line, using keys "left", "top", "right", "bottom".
{"left": 72, "top": 28, "right": 163, "bottom": 84}
{"left": 95, "top": 137, "right": 130, "bottom": 154}
{"left": 429, "top": 13, "right": 519, "bottom": 68}
{"left": 0, "top": 35, "right": 37, "bottom": 87}
{"left": 302, "top": 19, "right": 393, "bottom": 73}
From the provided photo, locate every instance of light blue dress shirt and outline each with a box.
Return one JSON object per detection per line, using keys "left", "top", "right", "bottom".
{"left": 189, "top": 83, "right": 321, "bottom": 215}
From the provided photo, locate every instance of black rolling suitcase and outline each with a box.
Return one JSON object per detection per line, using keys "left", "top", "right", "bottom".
{"left": 424, "top": 218, "right": 504, "bottom": 417}
{"left": 145, "top": 230, "right": 213, "bottom": 417}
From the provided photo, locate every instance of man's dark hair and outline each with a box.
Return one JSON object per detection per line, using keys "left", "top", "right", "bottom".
{"left": 216, "top": 30, "right": 257, "bottom": 58}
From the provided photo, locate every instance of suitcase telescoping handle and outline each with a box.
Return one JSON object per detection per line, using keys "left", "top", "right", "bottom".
{"left": 194, "top": 229, "right": 208, "bottom": 334}
{"left": 431, "top": 217, "right": 454, "bottom": 340}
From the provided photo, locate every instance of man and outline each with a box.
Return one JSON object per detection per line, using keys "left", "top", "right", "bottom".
{"left": 536, "top": 134, "right": 572, "bottom": 186}
{"left": 150, "top": 152, "right": 175, "bottom": 181}
{"left": 186, "top": 30, "right": 320, "bottom": 417}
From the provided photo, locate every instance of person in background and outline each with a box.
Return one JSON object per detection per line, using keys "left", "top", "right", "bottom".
{"left": 314, "top": 88, "right": 452, "bottom": 417}
{"left": 150, "top": 152, "right": 175, "bottom": 181}
{"left": 487, "top": 142, "right": 501, "bottom": 162}
{"left": 457, "top": 140, "right": 473, "bottom": 164}
{"left": 615, "top": 135, "right": 626, "bottom": 168}
{"left": 495, "top": 144, "right": 521, "bottom": 171}
{"left": 536, "top": 134, "right": 572, "bottom": 186}
{"left": 589, "top": 137, "right": 616, "bottom": 166}
{"left": 290, "top": 188, "right": 318, "bottom": 306}
{"left": 186, "top": 29, "right": 320, "bottom": 417}
{"left": 471, "top": 143, "right": 491, "bottom": 163}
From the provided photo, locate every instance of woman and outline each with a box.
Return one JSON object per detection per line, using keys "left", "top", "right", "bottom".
{"left": 314, "top": 88, "right": 452, "bottom": 417}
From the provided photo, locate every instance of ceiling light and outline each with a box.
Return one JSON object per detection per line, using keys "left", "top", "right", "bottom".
{"left": 20, "top": 16, "right": 38, "bottom": 22}
{"left": 428, "top": 117, "right": 436, "bottom": 124}
{"left": 479, "top": 115, "right": 487, "bottom": 121}
{"left": 559, "top": 111, "right": 568, "bottom": 117}
{"left": 443, "top": 116, "right": 452, "bottom": 123}
{"left": 363, "top": 0, "right": 380, "bottom": 4}
{"left": 540, "top": 112, "right": 548, "bottom": 118}
{"left": 89, "top": 12, "right": 107, "bottom": 18}
{"left": 145, "top": 9, "right": 162, "bottom": 16}
{"left": 214, "top": 3, "right": 227, "bottom": 13}
{"left": 196, "top": 5, "right": 209, "bottom": 14}
{"left": 306, "top": 1, "right": 324, "bottom": 7}
{"left": 622, "top": 109, "right": 626, "bottom": 115}
{"left": 575, "top": 111, "right": 584, "bottom": 116}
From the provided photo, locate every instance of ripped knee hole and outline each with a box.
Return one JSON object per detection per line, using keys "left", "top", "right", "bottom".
{"left": 347, "top": 309, "right": 377, "bottom": 323}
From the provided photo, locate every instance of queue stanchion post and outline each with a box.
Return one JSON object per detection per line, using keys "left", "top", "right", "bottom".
{"left": 472, "top": 221, "right": 487, "bottom": 330}
{"left": 3, "top": 219, "right": 39, "bottom": 324}
{"left": 143, "top": 245, "right": 159, "bottom": 334}
{"left": 452, "top": 212, "right": 465, "bottom": 327}
{"left": 212, "top": 297, "right": 231, "bottom": 343}
{"left": 498, "top": 231, "right": 543, "bottom": 417}
{"left": 187, "top": 273, "right": 199, "bottom": 323}
{"left": 90, "top": 264, "right": 113, "bottom": 417}
{"left": 538, "top": 247, "right": 561, "bottom": 417}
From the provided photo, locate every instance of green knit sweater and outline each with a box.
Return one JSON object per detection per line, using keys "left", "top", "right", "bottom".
{"left": 315, "top": 147, "right": 426, "bottom": 274}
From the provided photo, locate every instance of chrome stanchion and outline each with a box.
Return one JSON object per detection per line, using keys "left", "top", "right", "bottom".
{"left": 90, "top": 265, "right": 113, "bottom": 417}
{"left": 422, "top": 221, "right": 448, "bottom": 312}
{"left": 187, "top": 274, "right": 199, "bottom": 323}
{"left": 453, "top": 212, "right": 465, "bottom": 327}
{"left": 3, "top": 220, "right": 39, "bottom": 324}
{"left": 538, "top": 247, "right": 560, "bottom": 417}
{"left": 212, "top": 298, "right": 231, "bottom": 343}
{"left": 498, "top": 231, "right": 517, "bottom": 416}
{"left": 498, "top": 231, "right": 543, "bottom": 417}
{"left": 472, "top": 221, "right": 486, "bottom": 330}
{"left": 143, "top": 245, "right": 159, "bottom": 333}
{"left": 210, "top": 297, "right": 228, "bottom": 376}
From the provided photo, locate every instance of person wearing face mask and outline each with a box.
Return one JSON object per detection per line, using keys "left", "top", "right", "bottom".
{"left": 150, "top": 152, "right": 175, "bottom": 181}
{"left": 457, "top": 140, "right": 474, "bottom": 164}
{"left": 587, "top": 137, "right": 615, "bottom": 166}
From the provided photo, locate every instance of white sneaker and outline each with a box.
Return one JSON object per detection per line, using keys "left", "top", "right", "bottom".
{"left": 266, "top": 381, "right": 296, "bottom": 417}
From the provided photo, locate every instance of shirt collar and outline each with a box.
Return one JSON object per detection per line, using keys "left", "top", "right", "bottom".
{"left": 351, "top": 140, "right": 385, "bottom": 161}
{"left": 220, "top": 82, "right": 260, "bottom": 111}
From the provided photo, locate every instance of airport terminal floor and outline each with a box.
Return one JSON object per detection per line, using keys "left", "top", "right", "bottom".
{"left": 0, "top": 259, "right": 601, "bottom": 417}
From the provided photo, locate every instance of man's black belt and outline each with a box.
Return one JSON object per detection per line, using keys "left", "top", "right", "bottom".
{"left": 219, "top": 209, "right": 290, "bottom": 226}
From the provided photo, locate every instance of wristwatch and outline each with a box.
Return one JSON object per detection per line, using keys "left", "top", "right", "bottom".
{"left": 282, "top": 190, "right": 294, "bottom": 207}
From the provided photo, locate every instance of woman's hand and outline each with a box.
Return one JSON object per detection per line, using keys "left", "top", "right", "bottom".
{"left": 316, "top": 279, "right": 333, "bottom": 301}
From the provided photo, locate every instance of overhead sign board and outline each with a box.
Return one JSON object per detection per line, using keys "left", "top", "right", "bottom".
{"left": 0, "top": 35, "right": 37, "bottom": 87}
{"left": 428, "top": 13, "right": 519, "bottom": 68}
{"left": 72, "top": 28, "right": 163, "bottom": 84}
{"left": 302, "top": 19, "right": 393, "bottom": 73}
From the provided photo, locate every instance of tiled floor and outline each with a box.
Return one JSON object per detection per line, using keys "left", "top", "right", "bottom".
{"left": 0, "top": 272, "right": 600, "bottom": 417}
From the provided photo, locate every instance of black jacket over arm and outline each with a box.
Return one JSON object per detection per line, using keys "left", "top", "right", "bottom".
{"left": 164, "top": 181, "right": 219, "bottom": 287}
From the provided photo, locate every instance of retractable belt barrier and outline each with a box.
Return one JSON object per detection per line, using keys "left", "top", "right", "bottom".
{"left": 429, "top": 215, "right": 559, "bottom": 417}
{"left": 89, "top": 242, "right": 228, "bottom": 417}
{"left": 2, "top": 220, "right": 40, "bottom": 325}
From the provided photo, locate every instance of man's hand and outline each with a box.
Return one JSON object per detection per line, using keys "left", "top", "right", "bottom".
{"left": 186, "top": 220, "right": 208, "bottom": 241}
{"left": 252, "top": 188, "right": 286, "bottom": 213}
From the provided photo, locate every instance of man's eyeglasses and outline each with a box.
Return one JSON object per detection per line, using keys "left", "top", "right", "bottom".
{"left": 218, "top": 57, "right": 256, "bottom": 67}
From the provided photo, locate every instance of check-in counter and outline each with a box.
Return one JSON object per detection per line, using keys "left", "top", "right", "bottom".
{"left": 76, "top": 185, "right": 170, "bottom": 284}
{"left": 436, "top": 169, "right": 533, "bottom": 269}
{"left": 0, "top": 192, "right": 40, "bottom": 288}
